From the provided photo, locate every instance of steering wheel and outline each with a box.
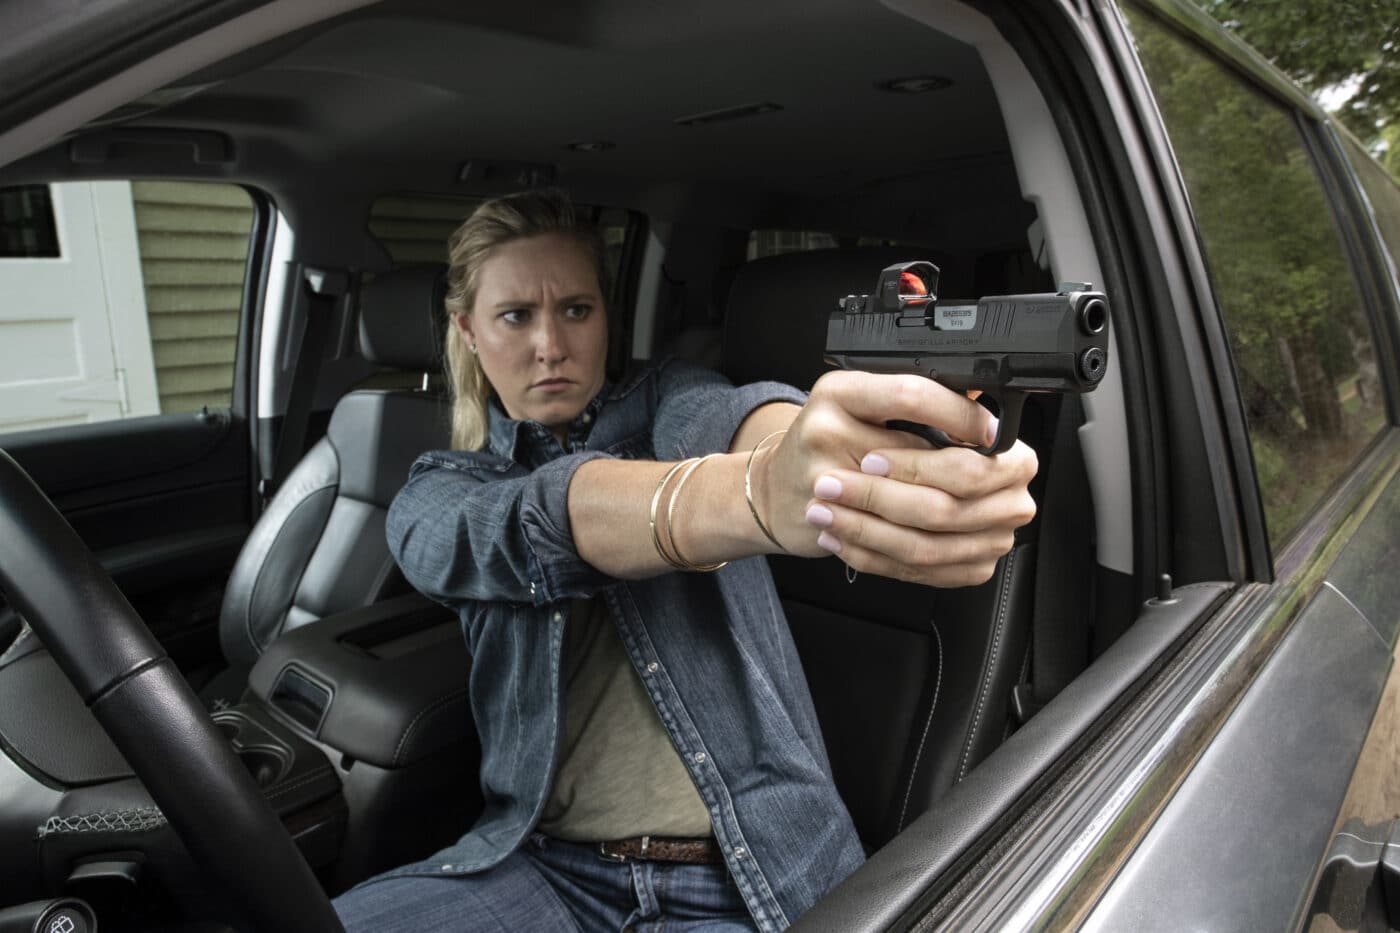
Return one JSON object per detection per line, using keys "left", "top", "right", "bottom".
{"left": 0, "top": 450, "right": 344, "bottom": 933}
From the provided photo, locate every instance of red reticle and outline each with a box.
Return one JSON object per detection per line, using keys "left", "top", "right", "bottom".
{"left": 899, "top": 270, "right": 929, "bottom": 300}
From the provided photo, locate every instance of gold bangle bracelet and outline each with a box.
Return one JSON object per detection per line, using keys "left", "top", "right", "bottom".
{"left": 666, "top": 453, "right": 728, "bottom": 572}
{"left": 745, "top": 429, "right": 788, "bottom": 553}
{"left": 650, "top": 459, "right": 694, "bottom": 570}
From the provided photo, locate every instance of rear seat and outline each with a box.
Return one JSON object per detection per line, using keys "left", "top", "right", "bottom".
{"left": 716, "top": 247, "right": 1053, "bottom": 848}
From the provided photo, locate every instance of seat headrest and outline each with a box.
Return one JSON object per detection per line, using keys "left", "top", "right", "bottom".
{"left": 358, "top": 263, "right": 448, "bottom": 372}
{"left": 721, "top": 248, "right": 973, "bottom": 390}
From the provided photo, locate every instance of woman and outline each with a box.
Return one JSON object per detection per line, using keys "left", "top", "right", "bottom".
{"left": 334, "top": 190, "right": 1037, "bottom": 932}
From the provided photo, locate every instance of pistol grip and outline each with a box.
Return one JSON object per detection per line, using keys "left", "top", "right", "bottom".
{"left": 884, "top": 391, "right": 1025, "bottom": 456}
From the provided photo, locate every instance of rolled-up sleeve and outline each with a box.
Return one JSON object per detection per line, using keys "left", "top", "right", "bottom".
{"left": 386, "top": 449, "right": 617, "bottom": 608}
{"left": 651, "top": 359, "right": 807, "bottom": 460}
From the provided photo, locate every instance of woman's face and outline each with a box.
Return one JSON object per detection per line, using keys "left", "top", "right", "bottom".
{"left": 456, "top": 233, "right": 608, "bottom": 439}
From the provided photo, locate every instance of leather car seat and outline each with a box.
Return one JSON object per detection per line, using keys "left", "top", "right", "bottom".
{"left": 201, "top": 264, "right": 452, "bottom": 707}
{"left": 717, "top": 248, "right": 1053, "bottom": 850}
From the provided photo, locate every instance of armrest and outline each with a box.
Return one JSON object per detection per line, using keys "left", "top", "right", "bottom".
{"left": 248, "top": 593, "right": 472, "bottom": 770}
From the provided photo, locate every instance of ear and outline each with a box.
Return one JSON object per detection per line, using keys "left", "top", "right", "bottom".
{"left": 451, "top": 312, "right": 475, "bottom": 343}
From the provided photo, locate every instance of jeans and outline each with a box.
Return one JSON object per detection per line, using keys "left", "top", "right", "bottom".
{"left": 334, "top": 834, "right": 756, "bottom": 932}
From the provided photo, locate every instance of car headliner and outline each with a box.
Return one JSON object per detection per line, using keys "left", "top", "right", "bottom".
{"left": 1, "top": 0, "right": 1029, "bottom": 242}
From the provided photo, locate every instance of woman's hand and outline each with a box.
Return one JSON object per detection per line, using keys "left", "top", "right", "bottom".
{"left": 757, "top": 370, "right": 1038, "bottom": 587}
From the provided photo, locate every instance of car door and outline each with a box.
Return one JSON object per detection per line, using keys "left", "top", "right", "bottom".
{"left": 0, "top": 176, "right": 271, "bottom": 672}
{"left": 1079, "top": 3, "right": 1400, "bottom": 927}
{"left": 789, "top": 0, "right": 1399, "bottom": 929}
{"left": 906, "top": 1, "right": 1400, "bottom": 929}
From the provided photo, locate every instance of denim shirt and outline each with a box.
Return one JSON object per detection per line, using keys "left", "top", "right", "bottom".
{"left": 380, "top": 359, "right": 865, "bottom": 930}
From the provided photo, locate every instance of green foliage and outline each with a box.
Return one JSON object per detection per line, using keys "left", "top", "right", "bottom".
{"left": 1192, "top": 0, "right": 1398, "bottom": 148}
{"left": 1381, "top": 124, "right": 1400, "bottom": 176}
{"left": 1126, "top": 8, "right": 1388, "bottom": 546}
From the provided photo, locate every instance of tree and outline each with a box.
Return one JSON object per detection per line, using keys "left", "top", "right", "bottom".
{"left": 1380, "top": 123, "right": 1400, "bottom": 175}
{"left": 1126, "top": 5, "right": 1390, "bottom": 543}
{"left": 1194, "top": 0, "right": 1399, "bottom": 150}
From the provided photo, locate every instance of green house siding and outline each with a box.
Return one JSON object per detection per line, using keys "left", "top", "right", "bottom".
{"left": 368, "top": 195, "right": 478, "bottom": 265}
{"left": 130, "top": 181, "right": 253, "bottom": 413}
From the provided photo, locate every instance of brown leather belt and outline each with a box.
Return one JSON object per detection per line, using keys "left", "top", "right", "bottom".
{"left": 597, "top": 835, "right": 725, "bottom": 864}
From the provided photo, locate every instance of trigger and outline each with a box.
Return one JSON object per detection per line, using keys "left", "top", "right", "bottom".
{"left": 885, "top": 419, "right": 954, "bottom": 450}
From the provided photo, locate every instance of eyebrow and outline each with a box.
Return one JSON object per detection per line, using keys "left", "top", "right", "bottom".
{"left": 490, "top": 293, "right": 596, "bottom": 310}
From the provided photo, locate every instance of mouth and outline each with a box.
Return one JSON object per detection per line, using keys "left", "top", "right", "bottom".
{"left": 531, "top": 378, "right": 575, "bottom": 391}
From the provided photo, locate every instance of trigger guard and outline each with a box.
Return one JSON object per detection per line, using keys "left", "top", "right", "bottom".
{"left": 884, "top": 391, "right": 1026, "bottom": 456}
{"left": 970, "top": 392, "right": 1025, "bottom": 456}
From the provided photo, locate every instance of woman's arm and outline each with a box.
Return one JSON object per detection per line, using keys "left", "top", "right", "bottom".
{"left": 388, "top": 364, "right": 807, "bottom": 605}
{"left": 392, "top": 366, "right": 1039, "bottom": 605}
{"left": 570, "top": 370, "right": 1038, "bottom": 586}
{"left": 568, "top": 403, "right": 800, "bottom": 579}
{"left": 388, "top": 450, "right": 617, "bottom": 607}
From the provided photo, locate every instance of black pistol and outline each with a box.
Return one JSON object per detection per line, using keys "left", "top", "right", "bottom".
{"left": 823, "top": 261, "right": 1110, "bottom": 455}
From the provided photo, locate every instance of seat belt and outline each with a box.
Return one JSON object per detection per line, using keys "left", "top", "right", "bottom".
{"left": 1013, "top": 393, "right": 1095, "bottom": 722}
{"left": 263, "top": 267, "right": 348, "bottom": 502}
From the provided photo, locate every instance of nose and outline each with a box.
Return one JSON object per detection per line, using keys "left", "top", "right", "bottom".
{"left": 534, "top": 314, "right": 566, "bottom": 365}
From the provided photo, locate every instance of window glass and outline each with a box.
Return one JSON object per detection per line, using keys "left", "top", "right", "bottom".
{"left": 1341, "top": 133, "right": 1400, "bottom": 296}
{"left": 747, "top": 230, "right": 839, "bottom": 260}
{"left": 368, "top": 195, "right": 479, "bottom": 265}
{"left": 0, "top": 180, "right": 254, "bottom": 435}
{"left": 0, "top": 185, "right": 59, "bottom": 257}
{"left": 747, "top": 231, "right": 944, "bottom": 261}
{"left": 368, "top": 195, "right": 631, "bottom": 301}
{"left": 1125, "top": 8, "right": 1388, "bottom": 548}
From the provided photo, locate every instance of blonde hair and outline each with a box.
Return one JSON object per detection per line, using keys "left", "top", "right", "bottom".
{"left": 443, "top": 189, "right": 610, "bottom": 450}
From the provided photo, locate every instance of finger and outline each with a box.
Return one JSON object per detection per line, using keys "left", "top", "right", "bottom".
{"left": 794, "top": 398, "right": 933, "bottom": 464}
{"left": 855, "top": 441, "right": 1038, "bottom": 500}
{"left": 814, "top": 531, "right": 1005, "bottom": 589}
{"left": 812, "top": 371, "right": 995, "bottom": 447}
{"left": 808, "top": 503, "right": 1017, "bottom": 568}
{"left": 810, "top": 471, "right": 1037, "bottom": 533}
{"left": 808, "top": 408, "right": 933, "bottom": 457}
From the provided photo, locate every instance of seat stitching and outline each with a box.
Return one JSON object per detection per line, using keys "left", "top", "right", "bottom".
{"left": 36, "top": 806, "right": 166, "bottom": 838}
{"left": 264, "top": 766, "right": 336, "bottom": 801}
{"left": 957, "top": 547, "right": 1017, "bottom": 781}
{"left": 242, "top": 479, "right": 337, "bottom": 657}
{"left": 896, "top": 620, "right": 943, "bottom": 833}
{"left": 393, "top": 686, "right": 470, "bottom": 766}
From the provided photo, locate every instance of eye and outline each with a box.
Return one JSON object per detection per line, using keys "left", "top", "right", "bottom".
{"left": 565, "top": 303, "right": 593, "bottom": 320}
{"left": 500, "top": 308, "right": 529, "bottom": 325}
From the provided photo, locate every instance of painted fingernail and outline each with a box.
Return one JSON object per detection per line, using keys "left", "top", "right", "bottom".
{"left": 805, "top": 503, "right": 834, "bottom": 528}
{"left": 985, "top": 415, "right": 1001, "bottom": 447}
{"left": 813, "top": 475, "right": 843, "bottom": 499}
{"left": 861, "top": 453, "right": 890, "bottom": 476}
{"left": 817, "top": 531, "right": 842, "bottom": 554}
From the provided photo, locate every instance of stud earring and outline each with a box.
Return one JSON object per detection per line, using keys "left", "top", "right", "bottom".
{"left": 469, "top": 343, "right": 478, "bottom": 354}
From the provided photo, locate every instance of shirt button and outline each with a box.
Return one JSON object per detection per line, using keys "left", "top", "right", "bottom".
{"left": 552, "top": 611, "right": 563, "bottom": 622}
{"left": 582, "top": 412, "right": 592, "bottom": 424}
{"left": 646, "top": 661, "right": 659, "bottom": 674}
{"left": 530, "top": 582, "right": 537, "bottom": 596}
{"left": 440, "top": 864, "right": 453, "bottom": 871}
{"left": 693, "top": 752, "right": 707, "bottom": 763}
{"left": 733, "top": 847, "right": 746, "bottom": 860}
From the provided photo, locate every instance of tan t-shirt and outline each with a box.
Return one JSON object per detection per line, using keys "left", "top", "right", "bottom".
{"left": 536, "top": 596, "right": 712, "bottom": 842}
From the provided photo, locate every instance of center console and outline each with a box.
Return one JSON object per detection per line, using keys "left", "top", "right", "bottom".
{"left": 246, "top": 591, "right": 481, "bottom": 887}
